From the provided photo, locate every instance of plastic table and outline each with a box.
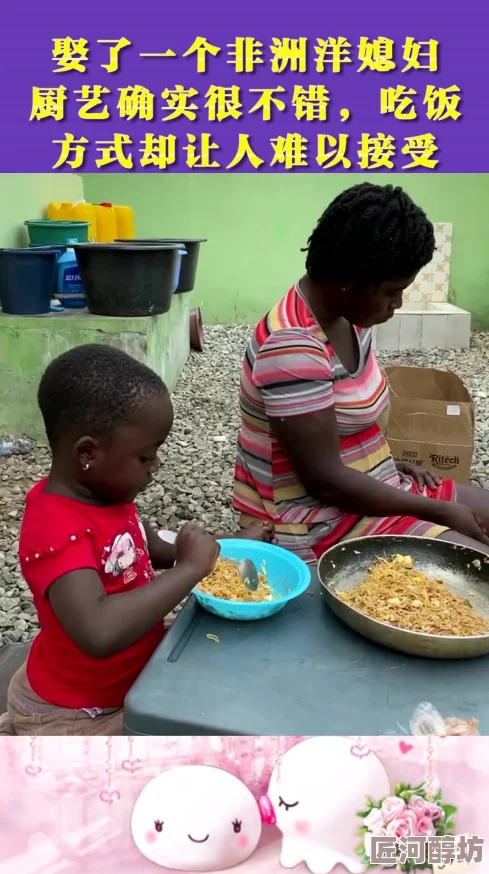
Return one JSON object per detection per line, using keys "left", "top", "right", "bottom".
{"left": 123, "top": 571, "right": 489, "bottom": 735}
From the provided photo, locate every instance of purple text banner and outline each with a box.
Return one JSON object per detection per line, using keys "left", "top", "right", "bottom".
{"left": 0, "top": 0, "right": 487, "bottom": 173}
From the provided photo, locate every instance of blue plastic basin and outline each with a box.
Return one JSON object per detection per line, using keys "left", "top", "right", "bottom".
{"left": 192, "top": 539, "right": 311, "bottom": 621}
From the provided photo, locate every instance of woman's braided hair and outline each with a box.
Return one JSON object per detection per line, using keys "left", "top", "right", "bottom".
{"left": 303, "top": 183, "right": 435, "bottom": 285}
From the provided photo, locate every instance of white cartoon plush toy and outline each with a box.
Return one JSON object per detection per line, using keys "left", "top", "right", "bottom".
{"left": 259, "top": 737, "right": 390, "bottom": 874}
{"left": 131, "top": 764, "right": 262, "bottom": 871}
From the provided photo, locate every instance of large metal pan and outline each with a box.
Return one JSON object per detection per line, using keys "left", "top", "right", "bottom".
{"left": 317, "top": 535, "right": 489, "bottom": 659}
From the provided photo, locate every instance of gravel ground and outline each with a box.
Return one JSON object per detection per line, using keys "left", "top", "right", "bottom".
{"left": 2, "top": 326, "right": 489, "bottom": 647}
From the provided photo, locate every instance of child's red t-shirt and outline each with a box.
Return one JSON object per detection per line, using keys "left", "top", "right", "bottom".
{"left": 19, "top": 480, "right": 165, "bottom": 709}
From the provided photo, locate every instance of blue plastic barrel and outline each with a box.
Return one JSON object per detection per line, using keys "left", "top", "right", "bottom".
{"left": 0, "top": 249, "right": 58, "bottom": 315}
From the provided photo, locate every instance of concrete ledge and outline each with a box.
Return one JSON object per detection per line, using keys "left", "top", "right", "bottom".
{"left": 0, "top": 296, "right": 190, "bottom": 439}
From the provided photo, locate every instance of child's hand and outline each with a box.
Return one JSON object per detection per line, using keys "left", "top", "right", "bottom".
{"left": 175, "top": 523, "right": 220, "bottom": 579}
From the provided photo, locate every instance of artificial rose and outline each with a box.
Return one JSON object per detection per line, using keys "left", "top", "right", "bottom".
{"left": 386, "top": 809, "right": 419, "bottom": 838}
{"left": 364, "top": 828, "right": 389, "bottom": 860}
{"left": 364, "top": 807, "right": 385, "bottom": 831}
{"left": 427, "top": 803, "right": 444, "bottom": 821}
{"left": 408, "top": 795, "right": 431, "bottom": 817}
{"left": 416, "top": 815, "right": 436, "bottom": 836}
{"left": 381, "top": 796, "right": 407, "bottom": 823}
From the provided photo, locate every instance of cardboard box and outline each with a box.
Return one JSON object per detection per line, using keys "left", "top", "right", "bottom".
{"left": 385, "top": 365, "right": 475, "bottom": 484}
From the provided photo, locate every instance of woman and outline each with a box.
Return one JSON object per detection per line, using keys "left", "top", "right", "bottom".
{"left": 233, "top": 182, "right": 489, "bottom": 564}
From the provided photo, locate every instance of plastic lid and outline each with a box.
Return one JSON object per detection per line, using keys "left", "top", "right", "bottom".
{"left": 100, "top": 202, "right": 113, "bottom": 208}
{"left": 24, "top": 220, "right": 90, "bottom": 227}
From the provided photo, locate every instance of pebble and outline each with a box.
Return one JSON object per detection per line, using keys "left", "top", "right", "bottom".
{"left": 1, "top": 326, "right": 489, "bottom": 647}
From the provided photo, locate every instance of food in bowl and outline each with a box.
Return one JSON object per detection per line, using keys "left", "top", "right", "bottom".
{"left": 197, "top": 558, "right": 279, "bottom": 603}
{"left": 337, "top": 554, "right": 489, "bottom": 636}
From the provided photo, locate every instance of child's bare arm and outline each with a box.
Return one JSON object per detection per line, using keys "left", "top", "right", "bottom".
{"left": 48, "top": 525, "right": 219, "bottom": 659}
{"left": 143, "top": 523, "right": 176, "bottom": 569}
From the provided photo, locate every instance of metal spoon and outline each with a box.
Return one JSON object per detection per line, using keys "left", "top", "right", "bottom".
{"left": 231, "top": 558, "right": 260, "bottom": 592}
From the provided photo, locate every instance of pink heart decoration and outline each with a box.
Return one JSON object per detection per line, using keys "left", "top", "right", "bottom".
{"left": 99, "top": 788, "right": 120, "bottom": 805}
{"left": 25, "top": 764, "right": 41, "bottom": 777}
{"left": 350, "top": 744, "right": 370, "bottom": 759}
{"left": 122, "top": 758, "right": 142, "bottom": 773}
{"left": 399, "top": 741, "right": 413, "bottom": 755}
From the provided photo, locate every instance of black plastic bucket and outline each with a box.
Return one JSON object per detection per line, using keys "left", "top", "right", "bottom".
{"left": 112, "top": 241, "right": 185, "bottom": 294}
{"left": 116, "top": 238, "right": 206, "bottom": 292}
{"left": 0, "top": 248, "right": 58, "bottom": 315}
{"left": 73, "top": 244, "right": 182, "bottom": 317}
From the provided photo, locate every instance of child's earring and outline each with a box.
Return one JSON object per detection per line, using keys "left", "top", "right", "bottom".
{"left": 83, "top": 463, "right": 90, "bottom": 471}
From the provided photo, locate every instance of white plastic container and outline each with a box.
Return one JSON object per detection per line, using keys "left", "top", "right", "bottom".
{"left": 56, "top": 241, "right": 85, "bottom": 308}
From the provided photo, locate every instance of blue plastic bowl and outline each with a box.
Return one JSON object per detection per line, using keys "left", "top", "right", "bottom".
{"left": 192, "top": 539, "right": 311, "bottom": 621}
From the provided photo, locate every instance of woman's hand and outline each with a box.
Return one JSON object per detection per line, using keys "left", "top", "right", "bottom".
{"left": 215, "top": 522, "right": 277, "bottom": 544}
{"left": 396, "top": 461, "right": 440, "bottom": 491}
{"left": 237, "top": 522, "right": 277, "bottom": 543}
{"left": 438, "top": 503, "right": 489, "bottom": 547}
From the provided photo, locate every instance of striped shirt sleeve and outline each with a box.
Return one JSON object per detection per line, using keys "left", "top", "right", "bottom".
{"left": 252, "top": 328, "right": 334, "bottom": 418}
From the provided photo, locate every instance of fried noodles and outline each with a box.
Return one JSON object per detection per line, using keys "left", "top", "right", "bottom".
{"left": 197, "top": 558, "right": 275, "bottom": 602}
{"left": 338, "top": 554, "right": 489, "bottom": 636}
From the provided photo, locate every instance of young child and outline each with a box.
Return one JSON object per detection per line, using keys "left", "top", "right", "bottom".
{"left": 0, "top": 345, "right": 273, "bottom": 736}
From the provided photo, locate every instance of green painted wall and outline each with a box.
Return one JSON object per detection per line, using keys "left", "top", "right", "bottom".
{"left": 0, "top": 174, "right": 84, "bottom": 247}
{"left": 83, "top": 174, "right": 489, "bottom": 328}
{"left": 0, "top": 297, "right": 189, "bottom": 439}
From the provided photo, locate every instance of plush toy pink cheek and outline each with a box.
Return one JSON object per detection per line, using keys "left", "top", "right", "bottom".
{"left": 294, "top": 821, "right": 311, "bottom": 835}
{"left": 237, "top": 834, "right": 250, "bottom": 849}
{"left": 145, "top": 831, "right": 158, "bottom": 845}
